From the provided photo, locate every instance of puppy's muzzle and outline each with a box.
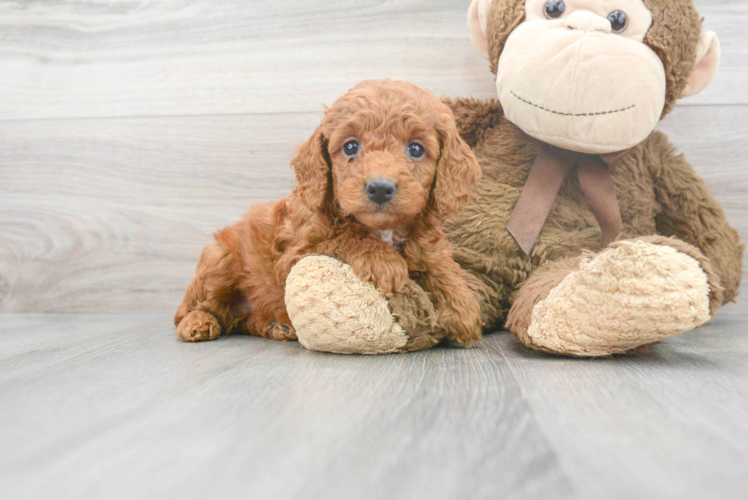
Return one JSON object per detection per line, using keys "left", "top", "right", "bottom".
{"left": 366, "top": 178, "right": 397, "bottom": 205}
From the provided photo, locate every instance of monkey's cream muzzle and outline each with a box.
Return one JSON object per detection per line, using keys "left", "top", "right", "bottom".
{"left": 496, "top": 18, "right": 666, "bottom": 154}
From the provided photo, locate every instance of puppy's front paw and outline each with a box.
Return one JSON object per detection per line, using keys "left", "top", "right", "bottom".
{"left": 438, "top": 302, "right": 483, "bottom": 347}
{"left": 261, "top": 321, "right": 297, "bottom": 341}
{"left": 177, "top": 311, "right": 221, "bottom": 342}
{"left": 351, "top": 255, "right": 409, "bottom": 294}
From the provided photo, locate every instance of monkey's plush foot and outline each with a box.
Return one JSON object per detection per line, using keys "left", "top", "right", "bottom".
{"left": 177, "top": 310, "right": 222, "bottom": 342}
{"left": 507, "top": 237, "right": 722, "bottom": 357}
{"left": 285, "top": 256, "right": 443, "bottom": 354}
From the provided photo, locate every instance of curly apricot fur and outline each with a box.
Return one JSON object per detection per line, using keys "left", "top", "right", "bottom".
{"left": 175, "top": 80, "right": 483, "bottom": 346}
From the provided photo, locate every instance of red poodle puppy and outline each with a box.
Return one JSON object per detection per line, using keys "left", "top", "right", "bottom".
{"left": 175, "top": 79, "right": 483, "bottom": 346}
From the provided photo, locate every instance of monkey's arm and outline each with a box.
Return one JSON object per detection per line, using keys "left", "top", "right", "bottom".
{"left": 441, "top": 97, "right": 503, "bottom": 149}
{"left": 647, "top": 132, "right": 744, "bottom": 304}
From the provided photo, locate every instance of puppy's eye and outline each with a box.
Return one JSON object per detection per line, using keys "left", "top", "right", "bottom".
{"left": 607, "top": 10, "right": 628, "bottom": 33}
{"left": 407, "top": 142, "right": 425, "bottom": 159}
{"left": 543, "top": 0, "right": 565, "bottom": 19}
{"left": 343, "top": 140, "right": 360, "bottom": 157}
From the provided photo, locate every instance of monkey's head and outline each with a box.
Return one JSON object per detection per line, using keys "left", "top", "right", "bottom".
{"left": 468, "top": 0, "right": 720, "bottom": 154}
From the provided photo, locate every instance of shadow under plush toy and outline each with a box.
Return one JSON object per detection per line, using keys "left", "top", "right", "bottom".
{"left": 285, "top": 0, "right": 743, "bottom": 356}
{"left": 175, "top": 79, "right": 483, "bottom": 353}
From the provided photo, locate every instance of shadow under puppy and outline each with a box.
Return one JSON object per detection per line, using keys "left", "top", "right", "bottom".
{"left": 175, "top": 79, "right": 483, "bottom": 347}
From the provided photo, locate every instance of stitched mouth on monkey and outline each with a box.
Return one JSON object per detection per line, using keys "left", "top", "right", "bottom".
{"left": 495, "top": 12, "right": 667, "bottom": 155}
{"left": 510, "top": 90, "right": 636, "bottom": 119}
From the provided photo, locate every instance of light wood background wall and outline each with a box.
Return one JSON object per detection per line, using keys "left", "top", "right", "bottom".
{"left": 1, "top": 0, "right": 746, "bottom": 314}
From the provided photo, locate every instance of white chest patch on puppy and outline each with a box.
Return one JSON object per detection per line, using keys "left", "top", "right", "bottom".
{"left": 375, "top": 229, "right": 406, "bottom": 249}
{"left": 375, "top": 229, "right": 395, "bottom": 246}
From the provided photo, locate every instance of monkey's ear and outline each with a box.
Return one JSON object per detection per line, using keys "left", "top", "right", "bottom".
{"left": 468, "top": 0, "right": 493, "bottom": 59}
{"left": 682, "top": 31, "right": 720, "bottom": 98}
{"left": 291, "top": 125, "right": 331, "bottom": 213}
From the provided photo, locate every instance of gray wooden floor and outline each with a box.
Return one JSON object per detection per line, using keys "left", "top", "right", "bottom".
{"left": 1, "top": 312, "right": 747, "bottom": 500}
{"left": 1, "top": 1, "right": 748, "bottom": 499}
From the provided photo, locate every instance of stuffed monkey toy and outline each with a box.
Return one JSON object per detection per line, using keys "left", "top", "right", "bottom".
{"left": 285, "top": 0, "right": 743, "bottom": 356}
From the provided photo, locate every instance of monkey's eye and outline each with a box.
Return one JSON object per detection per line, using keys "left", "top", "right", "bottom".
{"left": 343, "top": 139, "right": 360, "bottom": 157}
{"left": 407, "top": 142, "right": 425, "bottom": 159}
{"left": 607, "top": 10, "right": 628, "bottom": 33}
{"left": 543, "top": 0, "right": 565, "bottom": 19}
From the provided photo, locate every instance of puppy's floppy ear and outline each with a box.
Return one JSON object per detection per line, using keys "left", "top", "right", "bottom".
{"left": 430, "top": 109, "right": 481, "bottom": 219}
{"left": 291, "top": 125, "right": 331, "bottom": 213}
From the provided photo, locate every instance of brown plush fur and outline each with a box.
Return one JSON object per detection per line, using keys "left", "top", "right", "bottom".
{"left": 175, "top": 80, "right": 483, "bottom": 345}
{"left": 440, "top": 99, "right": 743, "bottom": 335}
{"left": 485, "top": 0, "right": 703, "bottom": 117}
{"left": 387, "top": 280, "right": 446, "bottom": 352}
{"left": 423, "top": 0, "right": 744, "bottom": 355}
{"left": 642, "top": 0, "right": 703, "bottom": 115}
{"left": 504, "top": 256, "right": 581, "bottom": 352}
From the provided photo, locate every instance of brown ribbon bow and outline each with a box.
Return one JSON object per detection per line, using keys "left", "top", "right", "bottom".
{"left": 507, "top": 144, "right": 629, "bottom": 256}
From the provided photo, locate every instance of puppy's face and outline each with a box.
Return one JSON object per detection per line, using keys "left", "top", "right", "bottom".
{"left": 292, "top": 80, "right": 480, "bottom": 230}
{"left": 326, "top": 107, "right": 440, "bottom": 230}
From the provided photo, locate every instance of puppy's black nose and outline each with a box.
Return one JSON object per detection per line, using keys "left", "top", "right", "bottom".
{"left": 366, "top": 179, "right": 397, "bottom": 205}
